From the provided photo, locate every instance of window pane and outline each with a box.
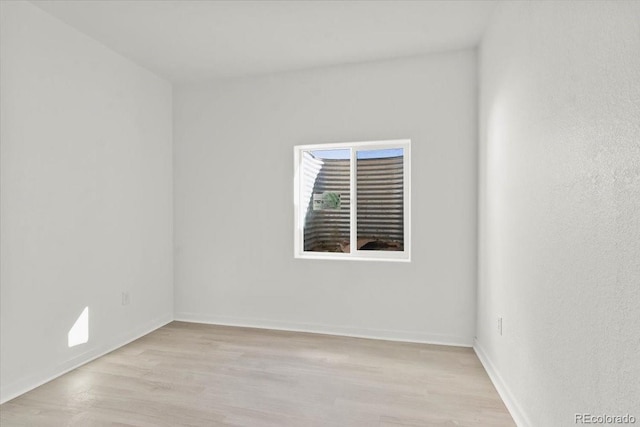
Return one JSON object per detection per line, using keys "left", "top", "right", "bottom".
{"left": 356, "top": 149, "right": 404, "bottom": 251}
{"left": 302, "top": 149, "right": 350, "bottom": 253}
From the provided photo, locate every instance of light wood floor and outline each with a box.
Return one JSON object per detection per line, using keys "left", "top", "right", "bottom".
{"left": 0, "top": 322, "right": 514, "bottom": 426}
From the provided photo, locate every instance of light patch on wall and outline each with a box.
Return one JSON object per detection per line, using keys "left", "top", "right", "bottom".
{"left": 486, "top": 92, "right": 511, "bottom": 228}
{"left": 487, "top": 93, "right": 508, "bottom": 184}
{"left": 68, "top": 307, "right": 89, "bottom": 347}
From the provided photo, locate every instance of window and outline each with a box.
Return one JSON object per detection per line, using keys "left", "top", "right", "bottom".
{"left": 294, "top": 139, "right": 410, "bottom": 262}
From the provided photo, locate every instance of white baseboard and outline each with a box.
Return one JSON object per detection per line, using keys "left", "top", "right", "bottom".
{"left": 473, "top": 338, "right": 531, "bottom": 427}
{"left": 0, "top": 313, "right": 173, "bottom": 404}
{"left": 174, "top": 312, "right": 472, "bottom": 347}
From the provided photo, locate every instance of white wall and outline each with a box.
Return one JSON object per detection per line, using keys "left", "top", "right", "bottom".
{"left": 477, "top": 1, "right": 640, "bottom": 425}
{"left": 174, "top": 51, "right": 478, "bottom": 345}
{"left": 0, "top": 1, "right": 173, "bottom": 402}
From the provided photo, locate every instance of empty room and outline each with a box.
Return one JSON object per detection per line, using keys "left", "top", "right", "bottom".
{"left": 1, "top": 0, "right": 638, "bottom": 426}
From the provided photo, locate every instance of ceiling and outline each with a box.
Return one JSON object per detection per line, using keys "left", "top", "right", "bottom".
{"left": 31, "top": 0, "right": 497, "bottom": 83}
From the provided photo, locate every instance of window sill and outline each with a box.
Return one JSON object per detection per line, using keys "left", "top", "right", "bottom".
{"left": 294, "top": 252, "right": 410, "bottom": 263}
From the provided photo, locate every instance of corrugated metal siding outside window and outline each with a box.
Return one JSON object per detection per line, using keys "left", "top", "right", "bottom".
{"left": 303, "top": 154, "right": 403, "bottom": 252}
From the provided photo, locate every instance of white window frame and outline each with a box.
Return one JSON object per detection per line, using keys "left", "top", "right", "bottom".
{"left": 294, "top": 139, "right": 411, "bottom": 262}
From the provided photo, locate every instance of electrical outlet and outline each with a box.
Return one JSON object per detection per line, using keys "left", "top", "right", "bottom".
{"left": 498, "top": 317, "right": 503, "bottom": 336}
{"left": 122, "top": 291, "right": 130, "bottom": 306}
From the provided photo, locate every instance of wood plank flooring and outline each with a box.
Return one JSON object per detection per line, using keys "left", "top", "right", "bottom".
{"left": 0, "top": 322, "right": 514, "bottom": 426}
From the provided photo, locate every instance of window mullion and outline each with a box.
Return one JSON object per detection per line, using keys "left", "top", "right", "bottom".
{"left": 350, "top": 147, "right": 357, "bottom": 256}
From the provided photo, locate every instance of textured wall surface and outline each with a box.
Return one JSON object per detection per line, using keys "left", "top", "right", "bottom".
{"left": 478, "top": 1, "right": 640, "bottom": 425}
{"left": 174, "top": 52, "right": 478, "bottom": 345}
{"left": 0, "top": 1, "right": 173, "bottom": 402}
